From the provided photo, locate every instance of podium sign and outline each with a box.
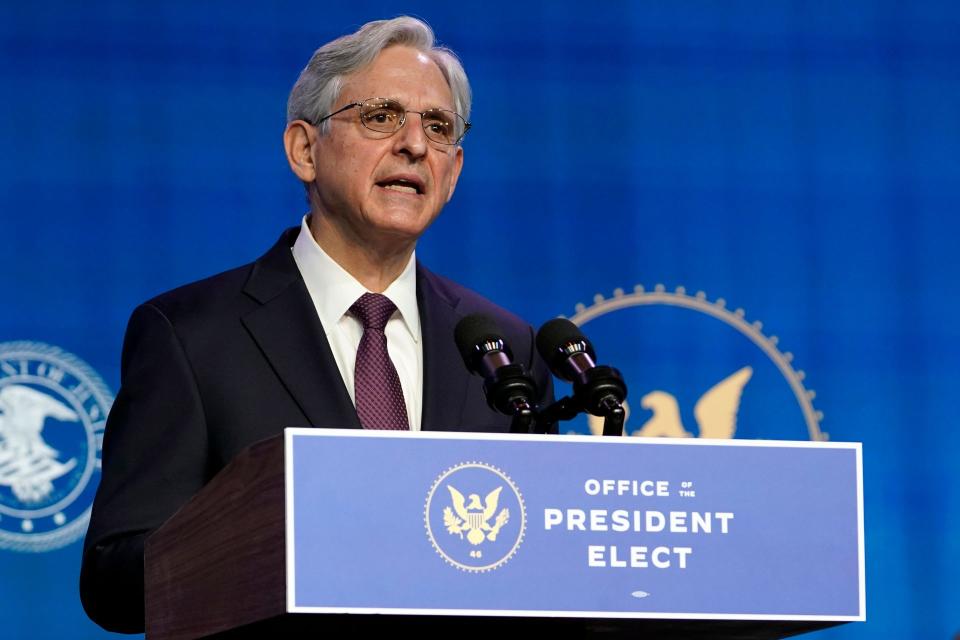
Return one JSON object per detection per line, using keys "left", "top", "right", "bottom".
{"left": 285, "top": 430, "right": 864, "bottom": 622}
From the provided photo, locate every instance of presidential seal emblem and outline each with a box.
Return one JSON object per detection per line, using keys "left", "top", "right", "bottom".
{"left": 424, "top": 462, "right": 525, "bottom": 572}
{"left": 563, "top": 285, "right": 824, "bottom": 441}
{"left": 0, "top": 341, "right": 111, "bottom": 552}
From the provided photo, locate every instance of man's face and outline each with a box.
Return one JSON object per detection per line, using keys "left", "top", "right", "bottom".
{"left": 308, "top": 45, "right": 464, "bottom": 247}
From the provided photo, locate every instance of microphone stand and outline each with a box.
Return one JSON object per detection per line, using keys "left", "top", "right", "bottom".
{"left": 509, "top": 399, "right": 535, "bottom": 434}
{"left": 534, "top": 394, "right": 625, "bottom": 436}
{"left": 534, "top": 380, "right": 627, "bottom": 436}
{"left": 598, "top": 396, "right": 626, "bottom": 437}
{"left": 534, "top": 362, "right": 628, "bottom": 435}
{"left": 533, "top": 396, "right": 579, "bottom": 434}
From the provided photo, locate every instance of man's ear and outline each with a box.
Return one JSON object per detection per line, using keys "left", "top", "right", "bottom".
{"left": 283, "top": 121, "right": 317, "bottom": 183}
{"left": 445, "top": 145, "right": 464, "bottom": 203}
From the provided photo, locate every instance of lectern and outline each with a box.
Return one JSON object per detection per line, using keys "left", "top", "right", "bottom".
{"left": 145, "top": 430, "right": 864, "bottom": 639}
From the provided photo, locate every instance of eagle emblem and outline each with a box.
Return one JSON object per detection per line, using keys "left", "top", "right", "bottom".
{"left": 425, "top": 462, "right": 525, "bottom": 571}
{"left": 0, "top": 341, "right": 112, "bottom": 553}
{"left": 0, "top": 385, "right": 79, "bottom": 504}
{"left": 443, "top": 485, "right": 510, "bottom": 545}
{"left": 636, "top": 366, "right": 753, "bottom": 439}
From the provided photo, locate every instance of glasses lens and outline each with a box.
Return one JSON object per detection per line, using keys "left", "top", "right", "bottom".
{"left": 359, "top": 99, "right": 404, "bottom": 133}
{"left": 421, "top": 109, "right": 462, "bottom": 145}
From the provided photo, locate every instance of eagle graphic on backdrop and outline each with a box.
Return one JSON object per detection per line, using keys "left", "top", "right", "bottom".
{"left": 443, "top": 485, "right": 510, "bottom": 545}
{"left": 0, "top": 385, "right": 79, "bottom": 504}
{"left": 635, "top": 366, "right": 754, "bottom": 439}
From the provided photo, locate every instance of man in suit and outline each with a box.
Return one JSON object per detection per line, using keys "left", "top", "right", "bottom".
{"left": 80, "top": 17, "right": 552, "bottom": 633}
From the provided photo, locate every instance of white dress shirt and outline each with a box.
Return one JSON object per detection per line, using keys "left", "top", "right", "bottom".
{"left": 291, "top": 216, "right": 423, "bottom": 430}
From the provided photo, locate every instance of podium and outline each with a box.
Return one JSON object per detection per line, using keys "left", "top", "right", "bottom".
{"left": 145, "top": 430, "right": 864, "bottom": 639}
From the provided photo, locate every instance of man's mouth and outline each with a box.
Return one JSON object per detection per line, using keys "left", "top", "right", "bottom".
{"left": 376, "top": 176, "right": 424, "bottom": 195}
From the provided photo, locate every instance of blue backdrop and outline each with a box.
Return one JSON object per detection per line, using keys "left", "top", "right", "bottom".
{"left": 1, "top": 1, "right": 957, "bottom": 637}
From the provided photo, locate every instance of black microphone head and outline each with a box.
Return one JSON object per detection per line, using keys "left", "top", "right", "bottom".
{"left": 454, "top": 313, "right": 512, "bottom": 374}
{"left": 536, "top": 317, "right": 596, "bottom": 374}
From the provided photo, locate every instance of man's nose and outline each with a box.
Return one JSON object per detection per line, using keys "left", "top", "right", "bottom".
{"left": 392, "top": 114, "right": 429, "bottom": 159}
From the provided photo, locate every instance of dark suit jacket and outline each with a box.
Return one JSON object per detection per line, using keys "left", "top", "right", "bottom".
{"left": 79, "top": 227, "right": 553, "bottom": 633}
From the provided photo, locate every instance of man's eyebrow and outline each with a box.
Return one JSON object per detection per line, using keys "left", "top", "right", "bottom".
{"left": 380, "top": 96, "right": 457, "bottom": 111}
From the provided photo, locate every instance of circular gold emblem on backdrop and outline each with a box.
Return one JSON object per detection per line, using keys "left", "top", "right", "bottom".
{"left": 565, "top": 284, "right": 825, "bottom": 441}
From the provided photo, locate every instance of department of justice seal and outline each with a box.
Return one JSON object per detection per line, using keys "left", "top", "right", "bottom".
{"left": 424, "top": 462, "right": 526, "bottom": 573}
{"left": 0, "top": 341, "right": 111, "bottom": 552}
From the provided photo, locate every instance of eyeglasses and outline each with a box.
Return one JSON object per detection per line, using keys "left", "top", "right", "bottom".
{"left": 314, "top": 97, "right": 471, "bottom": 146}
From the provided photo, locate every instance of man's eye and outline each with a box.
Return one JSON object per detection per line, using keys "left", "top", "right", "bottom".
{"left": 363, "top": 109, "right": 400, "bottom": 125}
{"left": 424, "top": 118, "right": 451, "bottom": 135}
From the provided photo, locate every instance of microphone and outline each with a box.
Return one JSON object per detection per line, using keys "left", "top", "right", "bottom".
{"left": 454, "top": 314, "right": 539, "bottom": 428}
{"left": 536, "top": 318, "right": 627, "bottom": 433}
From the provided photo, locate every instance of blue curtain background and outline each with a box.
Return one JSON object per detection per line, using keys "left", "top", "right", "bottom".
{"left": 1, "top": 1, "right": 957, "bottom": 637}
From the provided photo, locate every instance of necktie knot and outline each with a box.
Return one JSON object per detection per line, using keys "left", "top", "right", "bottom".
{"left": 350, "top": 293, "right": 397, "bottom": 332}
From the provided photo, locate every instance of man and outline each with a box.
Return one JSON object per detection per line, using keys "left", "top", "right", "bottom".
{"left": 79, "top": 17, "right": 552, "bottom": 633}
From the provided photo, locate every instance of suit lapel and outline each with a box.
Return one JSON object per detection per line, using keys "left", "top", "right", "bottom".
{"left": 240, "top": 229, "right": 361, "bottom": 430}
{"left": 418, "top": 265, "right": 471, "bottom": 431}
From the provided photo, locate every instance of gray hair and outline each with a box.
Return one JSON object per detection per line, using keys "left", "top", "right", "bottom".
{"left": 286, "top": 17, "right": 471, "bottom": 134}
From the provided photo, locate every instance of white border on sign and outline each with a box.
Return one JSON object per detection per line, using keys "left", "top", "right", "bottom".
{"left": 285, "top": 430, "right": 296, "bottom": 614}
{"left": 282, "top": 428, "right": 865, "bottom": 622}
{"left": 856, "top": 444, "right": 866, "bottom": 620}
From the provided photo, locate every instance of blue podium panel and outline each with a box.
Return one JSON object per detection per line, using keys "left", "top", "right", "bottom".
{"left": 284, "top": 430, "right": 863, "bottom": 622}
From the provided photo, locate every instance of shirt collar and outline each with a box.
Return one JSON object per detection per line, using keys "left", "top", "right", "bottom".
{"left": 291, "top": 216, "right": 421, "bottom": 343}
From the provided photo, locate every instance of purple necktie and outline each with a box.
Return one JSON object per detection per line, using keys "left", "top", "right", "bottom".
{"left": 349, "top": 293, "right": 410, "bottom": 430}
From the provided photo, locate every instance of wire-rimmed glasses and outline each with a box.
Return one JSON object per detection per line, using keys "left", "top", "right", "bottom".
{"left": 314, "top": 97, "right": 471, "bottom": 146}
